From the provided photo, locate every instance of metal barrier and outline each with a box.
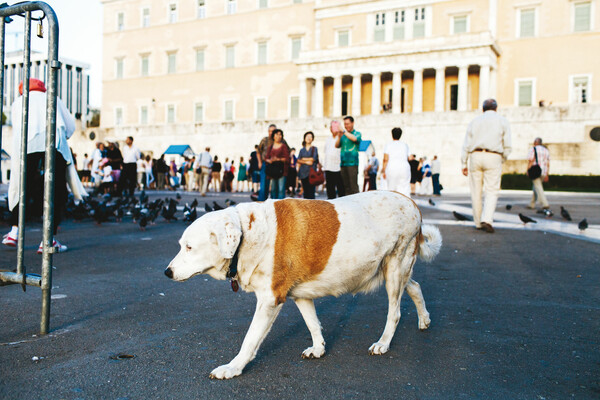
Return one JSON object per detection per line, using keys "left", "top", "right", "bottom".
{"left": 0, "top": 1, "right": 60, "bottom": 335}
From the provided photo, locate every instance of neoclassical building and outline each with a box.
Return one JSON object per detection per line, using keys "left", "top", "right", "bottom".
{"left": 98, "top": 0, "right": 599, "bottom": 186}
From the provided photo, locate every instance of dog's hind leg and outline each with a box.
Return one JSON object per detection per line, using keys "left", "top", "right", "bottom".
{"left": 294, "top": 298, "right": 326, "bottom": 359}
{"left": 209, "top": 296, "right": 283, "bottom": 380}
{"left": 406, "top": 279, "right": 431, "bottom": 330}
{"left": 369, "top": 252, "right": 414, "bottom": 355}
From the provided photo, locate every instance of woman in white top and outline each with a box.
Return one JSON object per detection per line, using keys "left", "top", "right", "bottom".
{"left": 381, "top": 127, "right": 411, "bottom": 197}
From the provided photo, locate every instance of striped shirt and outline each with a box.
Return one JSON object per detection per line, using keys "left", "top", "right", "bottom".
{"left": 528, "top": 145, "right": 550, "bottom": 177}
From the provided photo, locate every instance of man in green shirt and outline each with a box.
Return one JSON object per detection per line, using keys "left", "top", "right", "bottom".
{"left": 335, "top": 115, "right": 362, "bottom": 195}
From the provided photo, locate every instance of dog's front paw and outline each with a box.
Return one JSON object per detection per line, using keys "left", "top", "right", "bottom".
{"left": 368, "top": 342, "right": 389, "bottom": 355}
{"left": 301, "top": 346, "right": 325, "bottom": 359}
{"left": 209, "top": 364, "right": 242, "bottom": 380}
{"left": 419, "top": 312, "right": 431, "bottom": 330}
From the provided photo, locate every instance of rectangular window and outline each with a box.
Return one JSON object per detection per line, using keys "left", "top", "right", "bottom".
{"left": 115, "top": 58, "right": 124, "bottom": 79}
{"left": 574, "top": 2, "right": 591, "bottom": 32}
{"left": 374, "top": 13, "right": 386, "bottom": 42}
{"left": 453, "top": 15, "right": 467, "bottom": 34}
{"left": 141, "top": 55, "right": 149, "bottom": 77}
{"left": 142, "top": 8, "right": 150, "bottom": 27}
{"left": 519, "top": 8, "right": 535, "bottom": 38}
{"left": 290, "top": 96, "right": 299, "bottom": 118}
{"left": 140, "top": 106, "right": 148, "bottom": 125}
{"left": 394, "top": 10, "right": 405, "bottom": 40}
{"left": 258, "top": 0, "right": 268, "bottom": 9}
{"left": 197, "top": 0, "right": 206, "bottom": 19}
{"left": 413, "top": 8, "right": 426, "bottom": 38}
{"left": 517, "top": 80, "right": 534, "bottom": 106}
{"left": 256, "top": 98, "right": 266, "bottom": 119}
{"left": 115, "top": 108, "right": 123, "bottom": 125}
{"left": 117, "top": 12, "right": 124, "bottom": 31}
{"left": 167, "top": 52, "right": 177, "bottom": 74}
{"left": 225, "top": 45, "right": 235, "bottom": 68}
{"left": 227, "top": 0, "right": 237, "bottom": 15}
{"left": 293, "top": 0, "right": 302, "bottom": 3}
{"left": 196, "top": 49, "right": 205, "bottom": 71}
{"left": 169, "top": 3, "right": 177, "bottom": 23}
{"left": 167, "top": 104, "right": 175, "bottom": 124}
{"left": 195, "top": 102, "right": 204, "bottom": 122}
{"left": 571, "top": 76, "right": 590, "bottom": 103}
{"left": 224, "top": 100, "right": 234, "bottom": 121}
{"left": 257, "top": 42, "right": 267, "bottom": 65}
{"left": 291, "top": 37, "right": 302, "bottom": 60}
{"left": 338, "top": 30, "right": 349, "bottom": 47}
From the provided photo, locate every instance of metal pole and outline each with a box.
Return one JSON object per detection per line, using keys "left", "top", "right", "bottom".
{"left": 0, "top": 19, "right": 5, "bottom": 183}
{"left": 40, "top": 2, "right": 59, "bottom": 335}
{"left": 16, "top": 12, "right": 32, "bottom": 292}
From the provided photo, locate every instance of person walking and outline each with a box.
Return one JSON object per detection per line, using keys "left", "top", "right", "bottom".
{"left": 265, "top": 129, "right": 289, "bottom": 199}
{"left": 257, "top": 124, "right": 277, "bottom": 200}
{"left": 335, "top": 116, "right": 362, "bottom": 195}
{"left": 286, "top": 148, "right": 298, "bottom": 196}
{"left": 249, "top": 145, "right": 260, "bottom": 194}
{"left": 143, "top": 154, "right": 154, "bottom": 189}
{"left": 527, "top": 137, "right": 551, "bottom": 211}
{"left": 211, "top": 156, "right": 222, "bottom": 192}
{"left": 323, "top": 120, "right": 345, "bottom": 199}
{"left": 297, "top": 131, "right": 319, "bottom": 199}
{"left": 461, "top": 98, "right": 512, "bottom": 233}
{"left": 431, "top": 155, "right": 441, "bottom": 195}
{"left": 408, "top": 154, "right": 419, "bottom": 195}
{"left": 419, "top": 157, "right": 433, "bottom": 195}
{"left": 155, "top": 154, "right": 168, "bottom": 190}
{"left": 194, "top": 147, "right": 212, "bottom": 196}
{"left": 365, "top": 150, "right": 379, "bottom": 191}
{"left": 381, "top": 127, "right": 411, "bottom": 197}
{"left": 236, "top": 157, "right": 248, "bottom": 192}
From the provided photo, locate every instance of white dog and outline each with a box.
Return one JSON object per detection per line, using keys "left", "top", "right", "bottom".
{"left": 165, "top": 191, "right": 442, "bottom": 379}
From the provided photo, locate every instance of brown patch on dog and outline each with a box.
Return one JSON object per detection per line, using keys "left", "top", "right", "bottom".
{"left": 271, "top": 200, "right": 340, "bottom": 305}
{"left": 248, "top": 213, "right": 256, "bottom": 231}
{"left": 413, "top": 229, "right": 423, "bottom": 258}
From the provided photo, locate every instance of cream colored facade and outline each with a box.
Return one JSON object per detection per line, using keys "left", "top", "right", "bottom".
{"left": 97, "top": 0, "right": 600, "bottom": 188}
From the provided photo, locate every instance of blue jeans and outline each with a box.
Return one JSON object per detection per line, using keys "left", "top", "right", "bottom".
{"left": 270, "top": 176, "right": 286, "bottom": 199}
{"left": 432, "top": 174, "right": 441, "bottom": 195}
{"left": 258, "top": 162, "right": 271, "bottom": 201}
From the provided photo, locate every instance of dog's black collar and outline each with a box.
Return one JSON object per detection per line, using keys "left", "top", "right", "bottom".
{"left": 226, "top": 234, "right": 242, "bottom": 279}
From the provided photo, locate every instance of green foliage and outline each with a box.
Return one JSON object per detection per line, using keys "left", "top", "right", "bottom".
{"left": 501, "top": 174, "right": 600, "bottom": 192}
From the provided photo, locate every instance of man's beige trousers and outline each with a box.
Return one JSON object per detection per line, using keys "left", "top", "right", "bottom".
{"left": 468, "top": 152, "right": 503, "bottom": 227}
{"left": 530, "top": 177, "right": 549, "bottom": 208}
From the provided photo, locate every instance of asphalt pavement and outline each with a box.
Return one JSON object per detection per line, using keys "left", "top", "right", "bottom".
{"left": 1, "top": 189, "right": 599, "bottom": 399}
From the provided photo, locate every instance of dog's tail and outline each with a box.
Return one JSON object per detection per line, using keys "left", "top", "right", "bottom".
{"left": 418, "top": 224, "right": 442, "bottom": 262}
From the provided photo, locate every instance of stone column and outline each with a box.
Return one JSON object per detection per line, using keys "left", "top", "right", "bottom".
{"left": 371, "top": 72, "right": 381, "bottom": 115}
{"left": 392, "top": 71, "right": 402, "bottom": 113}
{"left": 299, "top": 77, "right": 308, "bottom": 118}
{"left": 333, "top": 75, "right": 342, "bottom": 117}
{"left": 435, "top": 67, "right": 445, "bottom": 112}
{"left": 412, "top": 68, "right": 423, "bottom": 113}
{"left": 457, "top": 65, "right": 468, "bottom": 111}
{"left": 314, "top": 76, "right": 324, "bottom": 118}
{"left": 352, "top": 74, "right": 361, "bottom": 116}
{"left": 479, "top": 65, "right": 490, "bottom": 108}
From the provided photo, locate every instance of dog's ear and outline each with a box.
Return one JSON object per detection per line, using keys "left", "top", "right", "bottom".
{"left": 213, "top": 211, "right": 242, "bottom": 259}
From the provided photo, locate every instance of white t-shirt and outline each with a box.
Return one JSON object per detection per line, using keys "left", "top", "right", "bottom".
{"left": 384, "top": 141, "right": 410, "bottom": 167}
{"left": 137, "top": 158, "right": 145, "bottom": 173}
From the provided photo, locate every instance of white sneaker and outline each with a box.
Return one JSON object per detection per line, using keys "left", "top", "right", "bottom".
{"left": 2, "top": 233, "right": 17, "bottom": 247}
{"left": 37, "top": 239, "right": 68, "bottom": 254}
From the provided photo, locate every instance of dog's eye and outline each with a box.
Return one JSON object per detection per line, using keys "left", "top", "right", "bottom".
{"left": 185, "top": 244, "right": 192, "bottom": 251}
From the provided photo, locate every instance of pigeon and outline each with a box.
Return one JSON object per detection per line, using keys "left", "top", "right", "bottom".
{"left": 225, "top": 198, "right": 237, "bottom": 207}
{"left": 560, "top": 206, "right": 572, "bottom": 221}
{"left": 139, "top": 189, "right": 148, "bottom": 205}
{"left": 176, "top": 193, "right": 182, "bottom": 200}
{"left": 162, "top": 198, "right": 179, "bottom": 222}
{"left": 183, "top": 204, "right": 197, "bottom": 222}
{"left": 519, "top": 213, "right": 537, "bottom": 224}
{"left": 428, "top": 198, "right": 435, "bottom": 206}
{"left": 212, "top": 201, "right": 224, "bottom": 211}
{"left": 578, "top": 218, "right": 588, "bottom": 231}
{"left": 505, "top": 204, "right": 512, "bottom": 210}
{"left": 204, "top": 202, "right": 213, "bottom": 213}
{"left": 190, "top": 198, "right": 198, "bottom": 208}
{"left": 452, "top": 211, "right": 471, "bottom": 221}
{"left": 138, "top": 212, "right": 148, "bottom": 231}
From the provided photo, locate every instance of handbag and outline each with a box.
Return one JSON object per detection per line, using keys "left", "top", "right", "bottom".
{"left": 266, "top": 161, "right": 284, "bottom": 179}
{"left": 527, "top": 147, "right": 542, "bottom": 180}
{"left": 309, "top": 165, "right": 324, "bottom": 186}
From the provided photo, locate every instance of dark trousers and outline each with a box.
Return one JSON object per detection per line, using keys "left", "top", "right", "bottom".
{"left": 258, "top": 162, "right": 271, "bottom": 201}
{"left": 432, "top": 174, "right": 441, "bottom": 195}
{"left": 119, "top": 163, "right": 137, "bottom": 196}
{"left": 301, "top": 178, "right": 315, "bottom": 199}
{"left": 325, "top": 170, "right": 345, "bottom": 199}
{"left": 340, "top": 165, "right": 359, "bottom": 195}
{"left": 368, "top": 173, "right": 377, "bottom": 190}
{"left": 10, "top": 151, "right": 67, "bottom": 235}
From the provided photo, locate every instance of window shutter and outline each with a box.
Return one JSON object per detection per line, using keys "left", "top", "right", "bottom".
{"left": 520, "top": 9, "right": 535, "bottom": 37}
{"left": 518, "top": 82, "right": 533, "bottom": 106}
{"left": 574, "top": 3, "right": 591, "bottom": 32}
{"left": 454, "top": 16, "right": 467, "bottom": 34}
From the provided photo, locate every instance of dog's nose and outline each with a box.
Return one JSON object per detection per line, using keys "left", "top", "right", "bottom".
{"left": 164, "top": 268, "right": 173, "bottom": 279}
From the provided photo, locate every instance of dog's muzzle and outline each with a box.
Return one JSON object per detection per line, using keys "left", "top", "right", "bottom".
{"left": 164, "top": 267, "right": 174, "bottom": 279}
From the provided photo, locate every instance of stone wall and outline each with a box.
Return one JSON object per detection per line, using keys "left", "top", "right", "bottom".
{"left": 2, "top": 104, "right": 599, "bottom": 190}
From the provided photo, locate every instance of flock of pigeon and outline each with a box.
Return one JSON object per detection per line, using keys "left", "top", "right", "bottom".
{"left": 449, "top": 203, "right": 588, "bottom": 231}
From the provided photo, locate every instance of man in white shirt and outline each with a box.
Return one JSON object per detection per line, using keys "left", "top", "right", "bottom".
{"left": 527, "top": 138, "right": 551, "bottom": 211}
{"left": 461, "top": 99, "right": 512, "bottom": 233}
{"left": 431, "top": 155, "right": 441, "bottom": 195}
{"left": 323, "top": 120, "right": 345, "bottom": 199}
{"left": 194, "top": 147, "right": 212, "bottom": 196}
{"left": 120, "top": 136, "right": 141, "bottom": 197}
